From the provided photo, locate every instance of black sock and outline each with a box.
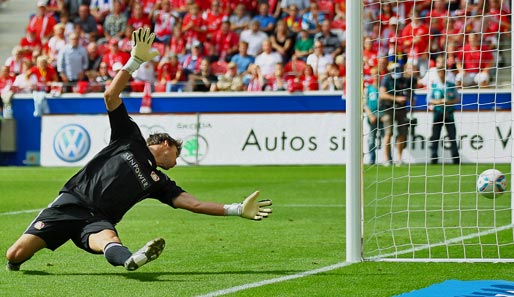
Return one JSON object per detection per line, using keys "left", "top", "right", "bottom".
{"left": 103, "top": 242, "right": 132, "bottom": 267}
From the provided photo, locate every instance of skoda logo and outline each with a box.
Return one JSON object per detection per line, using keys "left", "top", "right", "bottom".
{"left": 53, "top": 124, "right": 91, "bottom": 162}
{"left": 180, "top": 134, "right": 209, "bottom": 165}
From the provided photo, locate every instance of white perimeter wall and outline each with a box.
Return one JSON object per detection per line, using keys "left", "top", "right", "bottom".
{"left": 41, "top": 112, "right": 512, "bottom": 166}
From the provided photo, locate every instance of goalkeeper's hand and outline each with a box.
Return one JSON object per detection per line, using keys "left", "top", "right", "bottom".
{"left": 123, "top": 27, "right": 159, "bottom": 74}
{"left": 224, "top": 191, "right": 273, "bottom": 220}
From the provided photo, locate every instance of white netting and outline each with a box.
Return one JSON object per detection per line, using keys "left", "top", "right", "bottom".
{"left": 361, "top": 0, "right": 514, "bottom": 261}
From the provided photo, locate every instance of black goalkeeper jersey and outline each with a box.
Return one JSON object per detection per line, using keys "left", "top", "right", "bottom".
{"left": 54, "top": 103, "right": 184, "bottom": 223}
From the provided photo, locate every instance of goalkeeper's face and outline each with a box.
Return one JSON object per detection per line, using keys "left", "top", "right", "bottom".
{"left": 160, "top": 143, "right": 179, "bottom": 170}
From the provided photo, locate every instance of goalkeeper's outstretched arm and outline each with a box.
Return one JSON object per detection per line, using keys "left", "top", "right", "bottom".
{"left": 104, "top": 27, "right": 158, "bottom": 111}
{"left": 173, "top": 191, "right": 272, "bottom": 221}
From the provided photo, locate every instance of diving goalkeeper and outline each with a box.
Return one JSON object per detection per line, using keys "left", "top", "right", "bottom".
{"left": 5, "top": 28, "right": 272, "bottom": 272}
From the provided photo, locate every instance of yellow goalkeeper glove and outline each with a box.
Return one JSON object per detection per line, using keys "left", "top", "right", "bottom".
{"left": 123, "top": 27, "right": 159, "bottom": 74}
{"left": 224, "top": 191, "right": 273, "bottom": 220}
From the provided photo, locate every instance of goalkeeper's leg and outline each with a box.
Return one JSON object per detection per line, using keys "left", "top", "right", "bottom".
{"left": 6, "top": 234, "right": 46, "bottom": 271}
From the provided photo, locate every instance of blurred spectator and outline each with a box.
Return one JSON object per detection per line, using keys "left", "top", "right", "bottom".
{"left": 456, "top": 32, "right": 494, "bottom": 87}
{"left": 223, "top": 0, "right": 257, "bottom": 16}
{"left": 270, "top": 19, "right": 295, "bottom": 63}
{"left": 75, "top": 4, "right": 99, "bottom": 42}
{"left": 333, "top": 0, "right": 346, "bottom": 21}
{"left": 27, "top": 0, "right": 57, "bottom": 44}
{"left": 119, "top": 24, "right": 134, "bottom": 53}
{"left": 314, "top": 19, "right": 344, "bottom": 60}
{"left": 252, "top": 2, "right": 276, "bottom": 35}
{"left": 19, "top": 28, "right": 43, "bottom": 62}
{"left": 284, "top": 4, "right": 302, "bottom": 34}
{"left": 47, "top": 24, "right": 67, "bottom": 67}
{"left": 132, "top": 61, "right": 157, "bottom": 86}
{"left": 0, "top": 66, "right": 15, "bottom": 92}
{"left": 246, "top": 64, "right": 265, "bottom": 91}
{"left": 320, "top": 63, "right": 343, "bottom": 91}
{"left": 168, "top": 24, "right": 187, "bottom": 62}
{"left": 27, "top": 55, "right": 59, "bottom": 92}
{"left": 127, "top": 2, "right": 152, "bottom": 30}
{"left": 62, "top": 0, "right": 82, "bottom": 20}
{"left": 301, "top": 2, "right": 326, "bottom": 35}
{"left": 379, "top": 16, "right": 400, "bottom": 57}
{"left": 284, "top": 55, "right": 306, "bottom": 77}
{"left": 363, "top": 36, "right": 378, "bottom": 78}
{"left": 255, "top": 39, "right": 283, "bottom": 78}
{"left": 280, "top": 0, "right": 310, "bottom": 16}
{"left": 57, "top": 11, "right": 75, "bottom": 40}
{"left": 400, "top": 10, "right": 430, "bottom": 77}
{"left": 240, "top": 20, "right": 268, "bottom": 57}
{"left": 462, "top": 0, "right": 485, "bottom": 16}
{"left": 377, "top": 2, "right": 397, "bottom": 26}
{"left": 85, "top": 42, "right": 103, "bottom": 78}
{"left": 57, "top": 33, "right": 88, "bottom": 92}
{"left": 428, "top": 0, "right": 449, "bottom": 33}
{"left": 265, "top": 62, "right": 289, "bottom": 91}
{"left": 229, "top": 3, "right": 251, "bottom": 34}
{"left": 152, "top": 0, "right": 179, "bottom": 45}
{"left": 156, "top": 53, "right": 185, "bottom": 92}
{"left": 268, "top": 0, "right": 283, "bottom": 19}
{"left": 181, "top": 3, "right": 206, "bottom": 47}
{"left": 298, "top": 64, "right": 319, "bottom": 91}
{"left": 210, "top": 20, "right": 239, "bottom": 62}
{"left": 102, "top": 38, "right": 130, "bottom": 77}
{"left": 293, "top": 28, "right": 314, "bottom": 62}
{"left": 182, "top": 41, "right": 204, "bottom": 77}
{"left": 203, "top": 0, "right": 227, "bottom": 41}
{"left": 89, "top": 61, "right": 112, "bottom": 92}
{"left": 186, "top": 59, "right": 216, "bottom": 92}
{"left": 90, "top": 0, "right": 114, "bottom": 23}
{"left": 12, "top": 60, "right": 36, "bottom": 94}
{"left": 170, "top": 0, "right": 194, "bottom": 18}
{"left": 211, "top": 61, "right": 244, "bottom": 91}
{"left": 5, "top": 46, "right": 25, "bottom": 77}
{"left": 230, "top": 41, "right": 255, "bottom": 75}
{"left": 102, "top": 1, "right": 127, "bottom": 43}
{"left": 141, "top": 0, "right": 158, "bottom": 15}
{"left": 306, "top": 41, "right": 333, "bottom": 80}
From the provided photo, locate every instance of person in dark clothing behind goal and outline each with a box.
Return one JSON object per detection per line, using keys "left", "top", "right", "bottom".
{"left": 5, "top": 28, "right": 272, "bottom": 272}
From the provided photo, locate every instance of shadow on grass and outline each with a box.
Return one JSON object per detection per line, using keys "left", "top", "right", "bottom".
{"left": 21, "top": 269, "right": 304, "bottom": 282}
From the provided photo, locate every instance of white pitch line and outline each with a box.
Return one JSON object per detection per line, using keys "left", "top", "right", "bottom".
{"left": 195, "top": 261, "right": 353, "bottom": 297}
{"left": 0, "top": 209, "right": 42, "bottom": 216}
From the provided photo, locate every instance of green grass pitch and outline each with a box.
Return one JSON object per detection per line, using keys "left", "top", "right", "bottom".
{"left": 0, "top": 165, "right": 513, "bottom": 297}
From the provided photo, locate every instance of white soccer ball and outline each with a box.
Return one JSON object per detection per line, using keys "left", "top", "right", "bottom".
{"left": 476, "top": 169, "right": 507, "bottom": 199}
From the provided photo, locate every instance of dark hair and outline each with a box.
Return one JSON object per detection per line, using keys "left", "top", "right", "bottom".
{"left": 146, "top": 133, "right": 182, "bottom": 156}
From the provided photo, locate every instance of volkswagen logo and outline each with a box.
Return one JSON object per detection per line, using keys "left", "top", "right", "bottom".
{"left": 53, "top": 124, "right": 91, "bottom": 162}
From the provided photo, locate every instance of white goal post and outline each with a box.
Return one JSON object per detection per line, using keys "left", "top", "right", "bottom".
{"left": 346, "top": 0, "right": 514, "bottom": 262}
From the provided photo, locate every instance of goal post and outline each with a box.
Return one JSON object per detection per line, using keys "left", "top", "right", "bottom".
{"left": 347, "top": 0, "right": 514, "bottom": 262}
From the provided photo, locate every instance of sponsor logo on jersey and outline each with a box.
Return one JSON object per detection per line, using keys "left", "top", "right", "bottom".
{"left": 151, "top": 171, "right": 160, "bottom": 182}
{"left": 53, "top": 124, "right": 91, "bottom": 162}
{"left": 122, "top": 152, "right": 150, "bottom": 189}
{"left": 34, "top": 221, "right": 45, "bottom": 230}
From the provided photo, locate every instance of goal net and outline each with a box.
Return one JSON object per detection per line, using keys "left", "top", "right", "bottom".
{"left": 357, "top": 0, "right": 514, "bottom": 262}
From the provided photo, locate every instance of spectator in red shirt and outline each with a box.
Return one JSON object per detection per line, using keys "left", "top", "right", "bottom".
{"left": 265, "top": 62, "right": 289, "bottom": 91}
{"left": 128, "top": 2, "right": 152, "bottom": 30}
{"left": 0, "top": 65, "right": 16, "bottom": 92}
{"left": 168, "top": 24, "right": 188, "bottom": 62}
{"left": 456, "top": 32, "right": 494, "bottom": 87}
{"left": 210, "top": 20, "right": 239, "bottom": 62}
{"left": 400, "top": 9, "right": 430, "bottom": 77}
{"left": 363, "top": 36, "right": 378, "bottom": 77}
{"left": 152, "top": 0, "right": 179, "bottom": 45}
{"left": 156, "top": 53, "right": 185, "bottom": 92}
{"left": 19, "top": 28, "right": 43, "bottom": 62}
{"left": 170, "top": 0, "right": 192, "bottom": 18}
{"left": 27, "top": 55, "right": 58, "bottom": 92}
{"left": 378, "top": 2, "right": 397, "bottom": 26}
{"left": 4, "top": 46, "right": 25, "bottom": 77}
{"left": 182, "top": 3, "right": 207, "bottom": 46}
{"left": 101, "top": 38, "right": 130, "bottom": 77}
{"left": 483, "top": 0, "right": 511, "bottom": 49}
{"left": 27, "top": 0, "right": 57, "bottom": 45}
{"left": 293, "top": 64, "right": 319, "bottom": 91}
{"left": 203, "top": 0, "right": 227, "bottom": 41}
{"left": 428, "top": 0, "right": 449, "bottom": 33}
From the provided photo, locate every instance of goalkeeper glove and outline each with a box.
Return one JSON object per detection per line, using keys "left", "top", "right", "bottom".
{"left": 123, "top": 27, "right": 159, "bottom": 74}
{"left": 224, "top": 191, "right": 272, "bottom": 220}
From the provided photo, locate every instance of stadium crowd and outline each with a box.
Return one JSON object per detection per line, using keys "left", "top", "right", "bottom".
{"left": 0, "top": 0, "right": 510, "bottom": 95}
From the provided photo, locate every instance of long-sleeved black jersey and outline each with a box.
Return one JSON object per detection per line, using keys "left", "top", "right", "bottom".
{"left": 54, "top": 103, "right": 184, "bottom": 223}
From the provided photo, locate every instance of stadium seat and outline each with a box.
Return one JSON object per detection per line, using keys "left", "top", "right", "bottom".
{"left": 210, "top": 60, "right": 228, "bottom": 76}
{"left": 130, "top": 80, "right": 145, "bottom": 92}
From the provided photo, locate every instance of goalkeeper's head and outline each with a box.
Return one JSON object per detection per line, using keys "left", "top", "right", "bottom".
{"left": 146, "top": 133, "right": 183, "bottom": 169}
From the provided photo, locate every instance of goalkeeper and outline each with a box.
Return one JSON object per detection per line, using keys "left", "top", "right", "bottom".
{"left": 5, "top": 28, "right": 272, "bottom": 272}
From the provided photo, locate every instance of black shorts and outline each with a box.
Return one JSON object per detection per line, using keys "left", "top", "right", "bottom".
{"left": 25, "top": 204, "right": 117, "bottom": 254}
